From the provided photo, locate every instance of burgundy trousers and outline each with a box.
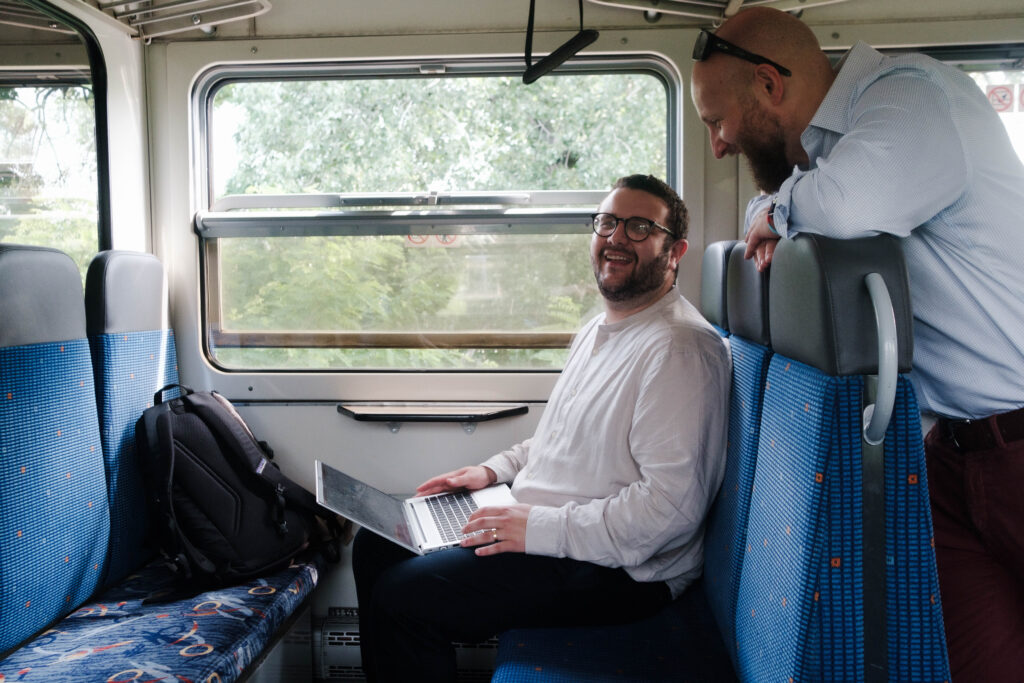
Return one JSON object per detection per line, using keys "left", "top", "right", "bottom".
{"left": 925, "top": 421, "right": 1024, "bottom": 682}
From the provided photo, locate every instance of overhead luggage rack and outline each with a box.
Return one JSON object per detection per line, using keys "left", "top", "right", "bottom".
{"left": 93, "top": 0, "right": 271, "bottom": 38}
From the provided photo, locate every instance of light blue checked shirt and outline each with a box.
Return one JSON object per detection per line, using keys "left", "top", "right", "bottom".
{"left": 749, "top": 42, "right": 1024, "bottom": 419}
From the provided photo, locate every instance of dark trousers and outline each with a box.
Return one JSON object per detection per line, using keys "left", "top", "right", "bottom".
{"left": 352, "top": 528, "right": 671, "bottom": 683}
{"left": 925, "top": 423, "right": 1024, "bottom": 681}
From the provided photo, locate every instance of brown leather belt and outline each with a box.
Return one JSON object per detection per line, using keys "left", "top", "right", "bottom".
{"left": 939, "top": 405, "right": 1024, "bottom": 452}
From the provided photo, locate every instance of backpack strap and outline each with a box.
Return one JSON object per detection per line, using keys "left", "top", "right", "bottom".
{"left": 154, "top": 383, "right": 192, "bottom": 406}
{"left": 182, "top": 391, "right": 293, "bottom": 534}
{"left": 151, "top": 405, "right": 218, "bottom": 578}
{"left": 185, "top": 391, "right": 346, "bottom": 560}
{"left": 182, "top": 390, "right": 346, "bottom": 561}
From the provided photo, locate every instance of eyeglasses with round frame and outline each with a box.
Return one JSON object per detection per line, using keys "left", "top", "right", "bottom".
{"left": 692, "top": 29, "right": 793, "bottom": 77}
{"left": 591, "top": 213, "right": 674, "bottom": 242}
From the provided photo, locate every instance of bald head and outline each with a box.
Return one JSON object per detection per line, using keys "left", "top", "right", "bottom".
{"left": 715, "top": 7, "right": 826, "bottom": 78}
{"left": 691, "top": 8, "right": 835, "bottom": 185}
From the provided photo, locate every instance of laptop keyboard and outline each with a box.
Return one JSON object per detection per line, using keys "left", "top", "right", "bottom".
{"left": 425, "top": 492, "right": 479, "bottom": 543}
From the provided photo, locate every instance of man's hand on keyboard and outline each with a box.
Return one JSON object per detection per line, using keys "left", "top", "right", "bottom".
{"left": 460, "top": 503, "right": 533, "bottom": 556}
{"left": 415, "top": 465, "right": 497, "bottom": 496}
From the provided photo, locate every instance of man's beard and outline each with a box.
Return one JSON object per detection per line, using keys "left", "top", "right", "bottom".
{"left": 594, "top": 243, "right": 672, "bottom": 303}
{"left": 738, "top": 104, "right": 792, "bottom": 194}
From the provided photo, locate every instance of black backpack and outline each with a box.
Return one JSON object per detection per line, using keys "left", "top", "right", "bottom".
{"left": 136, "top": 384, "right": 342, "bottom": 586}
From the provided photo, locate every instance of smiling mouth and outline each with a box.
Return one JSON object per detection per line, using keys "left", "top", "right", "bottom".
{"left": 603, "top": 249, "right": 634, "bottom": 264}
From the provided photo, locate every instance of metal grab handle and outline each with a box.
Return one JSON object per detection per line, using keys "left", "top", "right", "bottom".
{"left": 862, "top": 272, "right": 898, "bottom": 445}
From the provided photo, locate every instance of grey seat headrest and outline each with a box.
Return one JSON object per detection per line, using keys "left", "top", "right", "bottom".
{"left": 0, "top": 244, "right": 86, "bottom": 348}
{"left": 769, "top": 234, "right": 913, "bottom": 376}
{"left": 85, "top": 250, "right": 168, "bottom": 335}
{"left": 726, "top": 243, "right": 770, "bottom": 346}
{"left": 700, "top": 240, "right": 739, "bottom": 331}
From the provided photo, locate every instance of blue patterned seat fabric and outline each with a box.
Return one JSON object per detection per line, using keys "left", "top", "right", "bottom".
{"left": 703, "top": 243, "right": 771, "bottom": 667}
{"left": 703, "top": 334, "right": 771, "bottom": 667}
{"left": 86, "top": 251, "right": 181, "bottom": 588}
{"left": 91, "top": 330, "right": 179, "bottom": 585}
{"left": 0, "top": 245, "right": 111, "bottom": 655}
{"left": 736, "top": 360, "right": 866, "bottom": 679}
{"left": 0, "top": 561, "right": 318, "bottom": 681}
{"left": 734, "top": 235, "right": 949, "bottom": 681}
{"left": 0, "top": 248, "right": 319, "bottom": 681}
{"left": 736, "top": 363, "right": 948, "bottom": 681}
{"left": 882, "top": 379, "right": 949, "bottom": 682}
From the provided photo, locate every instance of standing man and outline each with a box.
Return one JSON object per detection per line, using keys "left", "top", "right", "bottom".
{"left": 353, "top": 174, "right": 731, "bottom": 682}
{"left": 690, "top": 8, "right": 1024, "bottom": 680}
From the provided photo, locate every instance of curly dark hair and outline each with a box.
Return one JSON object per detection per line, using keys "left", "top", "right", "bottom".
{"left": 611, "top": 174, "right": 689, "bottom": 241}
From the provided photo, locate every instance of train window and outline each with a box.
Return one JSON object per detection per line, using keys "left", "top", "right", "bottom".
{"left": 912, "top": 45, "right": 1024, "bottom": 162}
{"left": 0, "top": 1, "right": 98, "bottom": 277}
{"left": 969, "top": 69, "right": 1024, "bottom": 161}
{"left": 195, "top": 60, "right": 674, "bottom": 371}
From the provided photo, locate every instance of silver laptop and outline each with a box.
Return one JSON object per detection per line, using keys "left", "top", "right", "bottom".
{"left": 315, "top": 459, "right": 516, "bottom": 554}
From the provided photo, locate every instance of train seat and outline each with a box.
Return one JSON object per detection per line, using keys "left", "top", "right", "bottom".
{"left": 735, "top": 234, "right": 950, "bottom": 681}
{"left": 700, "top": 238, "right": 739, "bottom": 337}
{"left": 702, "top": 242, "right": 771, "bottom": 669}
{"left": 0, "top": 249, "right": 319, "bottom": 681}
{"left": 0, "top": 244, "right": 111, "bottom": 655}
{"left": 492, "top": 575, "right": 731, "bottom": 682}
{"left": 85, "top": 250, "right": 180, "bottom": 587}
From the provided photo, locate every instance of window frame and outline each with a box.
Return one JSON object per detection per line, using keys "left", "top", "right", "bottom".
{"left": 191, "top": 55, "right": 680, "bottom": 372}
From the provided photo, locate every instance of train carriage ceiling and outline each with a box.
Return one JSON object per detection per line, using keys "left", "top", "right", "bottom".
{"left": 75, "top": 0, "right": 858, "bottom": 39}
{"left": 115, "top": 0, "right": 1024, "bottom": 41}
{"left": 0, "top": 0, "right": 1021, "bottom": 43}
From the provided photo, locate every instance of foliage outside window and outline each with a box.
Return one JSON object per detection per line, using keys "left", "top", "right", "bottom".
{"left": 0, "top": 82, "right": 97, "bottom": 278}
{"left": 203, "top": 67, "right": 671, "bottom": 371}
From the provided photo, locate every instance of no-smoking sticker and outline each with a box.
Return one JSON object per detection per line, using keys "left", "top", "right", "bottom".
{"left": 987, "top": 85, "right": 1014, "bottom": 113}
{"left": 405, "top": 234, "right": 460, "bottom": 248}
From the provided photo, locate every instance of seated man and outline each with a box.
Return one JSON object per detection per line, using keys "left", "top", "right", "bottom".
{"left": 353, "top": 174, "right": 731, "bottom": 682}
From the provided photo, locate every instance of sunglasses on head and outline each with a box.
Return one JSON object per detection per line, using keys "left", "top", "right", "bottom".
{"left": 692, "top": 29, "right": 792, "bottom": 77}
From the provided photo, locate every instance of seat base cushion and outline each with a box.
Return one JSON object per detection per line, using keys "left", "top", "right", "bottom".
{"left": 0, "top": 558, "right": 318, "bottom": 682}
{"left": 492, "top": 578, "right": 736, "bottom": 683}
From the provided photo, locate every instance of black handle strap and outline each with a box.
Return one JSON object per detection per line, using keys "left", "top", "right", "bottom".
{"left": 525, "top": 0, "right": 587, "bottom": 67}
{"left": 525, "top": 0, "right": 536, "bottom": 68}
{"left": 153, "top": 383, "right": 192, "bottom": 406}
{"left": 522, "top": 0, "right": 597, "bottom": 84}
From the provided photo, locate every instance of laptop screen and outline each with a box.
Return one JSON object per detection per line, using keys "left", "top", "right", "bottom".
{"left": 319, "top": 463, "right": 415, "bottom": 549}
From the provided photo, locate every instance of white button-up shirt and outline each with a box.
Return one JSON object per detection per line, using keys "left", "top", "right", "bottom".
{"left": 482, "top": 289, "right": 731, "bottom": 597}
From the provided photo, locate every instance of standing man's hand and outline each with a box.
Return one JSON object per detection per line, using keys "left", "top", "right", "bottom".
{"left": 460, "top": 504, "right": 533, "bottom": 556}
{"left": 744, "top": 208, "right": 781, "bottom": 272}
{"left": 416, "top": 465, "right": 496, "bottom": 496}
